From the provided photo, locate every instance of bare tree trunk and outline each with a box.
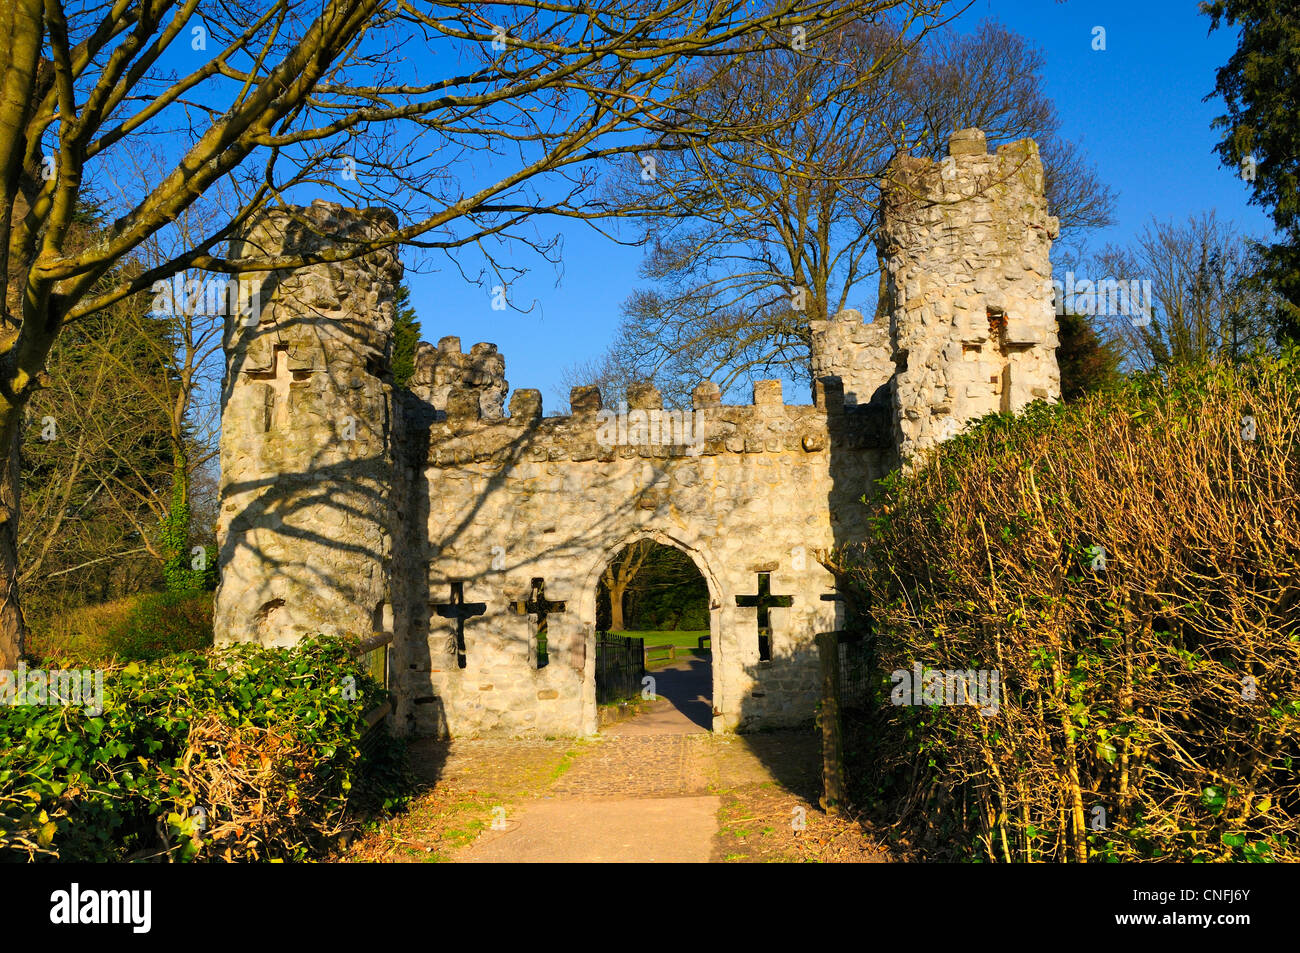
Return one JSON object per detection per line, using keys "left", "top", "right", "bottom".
{"left": 816, "top": 632, "right": 845, "bottom": 812}
{"left": 0, "top": 243, "right": 58, "bottom": 667}
{"left": 602, "top": 539, "right": 653, "bottom": 631}
{"left": 609, "top": 578, "right": 626, "bottom": 631}
{"left": 0, "top": 407, "right": 25, "bottom": 667}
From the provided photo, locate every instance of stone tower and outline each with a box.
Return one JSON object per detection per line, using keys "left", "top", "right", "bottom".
{"left": 215, "top": 200, "right": 402, "bottom": 646}
{"left": 881, "top": 128, "right": 1060, "bottom": 459}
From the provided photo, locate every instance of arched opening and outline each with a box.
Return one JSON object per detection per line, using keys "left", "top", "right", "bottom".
{"left": 594, "top": 539, "right": 713, "bottom": 732}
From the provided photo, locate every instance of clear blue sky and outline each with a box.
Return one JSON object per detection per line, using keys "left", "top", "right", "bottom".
{"left": 402, "top": 0, "right": 1273, "bottom": 408}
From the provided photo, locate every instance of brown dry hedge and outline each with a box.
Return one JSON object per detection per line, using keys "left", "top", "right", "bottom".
{"left": 837, "top": 356, "right": 1299, "bottom": 862}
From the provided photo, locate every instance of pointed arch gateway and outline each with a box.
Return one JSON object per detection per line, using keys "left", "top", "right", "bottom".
{"left": 576, "top": 529, "right": 728, "bottom": 735}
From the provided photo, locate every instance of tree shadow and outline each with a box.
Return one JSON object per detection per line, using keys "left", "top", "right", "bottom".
{"left": 219, "top": 315, "right": 897, "bottom": 812}
{"left": 633, "top": 655, "right": 713, "bottom": 732}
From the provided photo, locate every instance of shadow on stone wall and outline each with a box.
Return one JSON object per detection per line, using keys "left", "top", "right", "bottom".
{"left": 386, "top": 375, "right": 894, "bottom": 754}
{"left": 219, "top": 284, "right": 889, "bottom": 801}
{"left": 390, "top": 395, "right": 732, "bottom": 737}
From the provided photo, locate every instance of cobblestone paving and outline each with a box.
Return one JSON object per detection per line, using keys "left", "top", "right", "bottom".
{"left": 549, "top": 733, "right": 712, "bottom": 798}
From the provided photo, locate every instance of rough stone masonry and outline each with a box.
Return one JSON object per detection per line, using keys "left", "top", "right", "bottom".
{"left": 215, "top": 129, "right": 1061, "bottom": 738}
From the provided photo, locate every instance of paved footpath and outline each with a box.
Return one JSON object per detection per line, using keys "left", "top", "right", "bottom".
{"left": 457, "top": 659, "right": 718, "bottom": 863}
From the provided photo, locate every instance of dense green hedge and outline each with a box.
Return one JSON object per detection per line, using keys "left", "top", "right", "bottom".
{"left": 839, "top": 356, "right": 1300, "bottom": 862}
{"left": 0, "top": 637, "right": 402, "bottom": 862}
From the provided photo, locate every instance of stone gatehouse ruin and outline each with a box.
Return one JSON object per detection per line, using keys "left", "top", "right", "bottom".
{"left": 214, "top": 128, "right": 1061, "bottom": 737}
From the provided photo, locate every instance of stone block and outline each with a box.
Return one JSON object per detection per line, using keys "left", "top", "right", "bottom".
{"left": 627, "top": 381, "right": 662, "bottom": 410}
{"left": 570, "top": 385, "right": 602, "bottom": 415}
{"left": 445, "top": 388, "right": 480, "bottom": 421}
{"left": 509, "top": 388, "right": 542, "bottom": 420}
{"left": 753, "top": 380, "right": 783, "bottom": 406}
{"left": 692, "top": 381, "right": 721, "bottom": 408}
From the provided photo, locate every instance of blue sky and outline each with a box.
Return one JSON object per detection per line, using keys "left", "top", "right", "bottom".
{"left": 401, "top": 0, "right": 1272, "bottom": 407}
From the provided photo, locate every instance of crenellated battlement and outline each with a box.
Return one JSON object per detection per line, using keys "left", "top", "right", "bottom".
{"left": 808, "top": 308, "right": 893, "bottom": 409}
{"left": 408, "top": 374, "right": 890, "bottom": 468}
{"left": 407, "top": 335, "right": 508, "bottom": 420}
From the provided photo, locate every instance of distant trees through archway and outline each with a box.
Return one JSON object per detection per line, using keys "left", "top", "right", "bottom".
{"left": 597, "top": 541, "right": 709, "bottom": 634}
{"left": 595, "top": 539, "right": 714, "bottom": 729}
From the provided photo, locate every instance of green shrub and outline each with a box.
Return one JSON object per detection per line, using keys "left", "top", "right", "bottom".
{"left": 838, "top": 356, "right": 1300, "bottom": 862}
{"left": 31, "top": 591, "right": 214, "bottom": 667}
{"left": 103, "top": 591, "right": 214, "bottom": 661}
{"left": 0, "top": 636, "right": 404, "bottom": 862}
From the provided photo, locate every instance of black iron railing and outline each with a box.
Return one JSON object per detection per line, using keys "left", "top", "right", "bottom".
{"left": 596, "top": 633, "right": 645, "bottom": 705}
{"left": 838, "top": 633, "right": 871, "bottom": 711}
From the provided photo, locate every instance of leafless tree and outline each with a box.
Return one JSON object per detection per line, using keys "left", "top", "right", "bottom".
{"left": 0, "top": 0, "right": 949, "bottom": 664}
{"left": 599, "top": 539, "right": 705, "bottom": 630}
{"left": 1092, "top": 211, "right": 1277, "bottom": 372}
{"left": 21, "top": 293, "right": 174, "bottom": 614}
{"left": 599, "top": 538, "right": 653, "bottom": 631}
{"left": 576, "top": 18, "right": 1115, "bottom": 400}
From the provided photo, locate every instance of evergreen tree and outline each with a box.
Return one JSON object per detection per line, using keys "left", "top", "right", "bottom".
{"left": 1205, "top": 1, "right": 1300, "bottom": 343}
{"left": 393, "top": 284, "right": 420, "bottom": 389}
{"left": 1056, "top": 311, "right": 1121, "bottom": 401}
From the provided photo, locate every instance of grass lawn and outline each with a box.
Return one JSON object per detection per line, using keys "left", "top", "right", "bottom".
{"left": 608, "top": 630, "right": 709, "bottom": 648}
{"left": 29, "top": 591, "right": 213, "bottom": 665}
{"left": 608, "top": 630, "right": 711, "bottom": 670}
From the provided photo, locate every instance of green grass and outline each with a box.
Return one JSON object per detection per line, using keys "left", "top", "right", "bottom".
{"left": 598, "top": 695, "right": 655, "bottom": 719}
{"left": 550, "top": 744, "right": 586, "bottom": 781}
{"left": 605, "top": 630, "right": 712, "bottom": 671}
{"left": 609, "top": 630, "right": 709, "bottom": 648}
{"left": 30, "top": 590, "right": 214, "bottom": 665}
{"left": 612, "top": 629, "right": 712, "bottom": 671}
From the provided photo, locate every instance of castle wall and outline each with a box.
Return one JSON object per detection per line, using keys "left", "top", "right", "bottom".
{"left": 392, "top": 369, "right": 888, "bottom": 736}
{"left": 212, "top": 126, "right": 1059, "bottom": 737}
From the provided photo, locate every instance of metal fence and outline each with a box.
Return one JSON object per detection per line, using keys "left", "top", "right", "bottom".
{"left": 838, "top": 634, "right": 872, "bottom": 711}
{"left": 596, "top": 633, "right": 645, "bottom": 705}
{"left": 350, "top": 633, "right": 393, "bottom": 753}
